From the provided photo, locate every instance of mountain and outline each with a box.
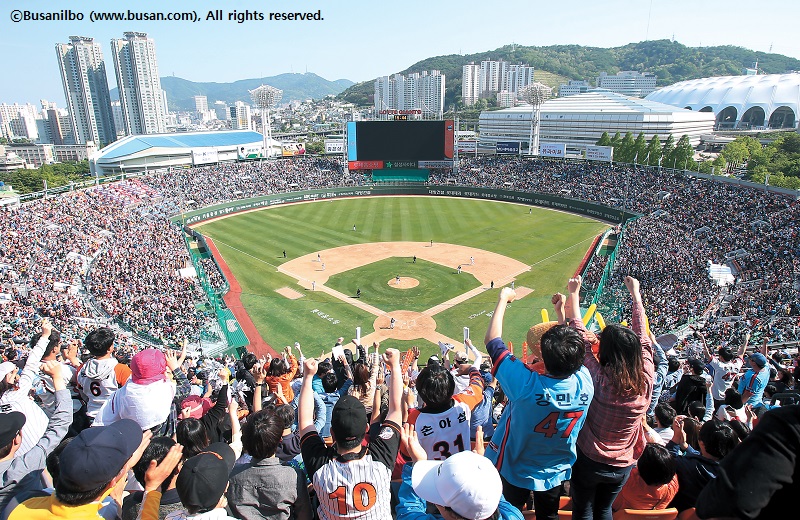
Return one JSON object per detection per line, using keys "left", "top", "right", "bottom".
{"left": 111, "top": 73, "right": 354, "bottom": 111}
{"left": 338, "top": 40, "right": 800, "bottom": 108}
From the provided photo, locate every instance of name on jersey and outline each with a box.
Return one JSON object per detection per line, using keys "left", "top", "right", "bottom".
{"left": 419, "top": 413, "right": 467, "bottom": 437}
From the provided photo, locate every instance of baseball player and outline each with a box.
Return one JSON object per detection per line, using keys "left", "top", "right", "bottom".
{"left": 298, "top": 350, "right": 403, "bottom": 520}
{"left": 390, "top": 317, "right": 396, "bottom": 329}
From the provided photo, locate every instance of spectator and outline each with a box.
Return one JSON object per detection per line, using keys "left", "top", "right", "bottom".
{"left": 0, "top": 361, "right": 72, "bottom": 512}
{"left": 76, "top": 327, "right": 131, "bottom": 423}
{"left": 566, "top": 275, "right": 654, "bottom": 520}
{"left": 0, "top": 319, "right": 52, "bottom": 456}
{"left": 673, "top": 358, "right": 708, "bottom": 416}
{"left": 8, "top": 419, "right": 181, "bottom": 520}
{"left": 175, "top": 442, "right": 236, "bottom": 519}
{"left": 695, "top": 405, "right": 800, "bottom": 519}
{"left": 483, "top": 289, "right": 593, "bottom": 518}
{"left": 298, "top": 350, "right": 402, "bottom": 520}
{"left": 698, "top": 330, "right": 747, "bottom": 410}
{"left": 666, "top": 417, "right": 739, "bottom": 512}
{"left": 121, "top": 437, "right": 184, "bottom": 520}
{"left": 93, "top": 348, "right": 184, "bottom": 432}
{"left": 396, "top": 423, "right": 523, "bottom": 520}
{"left": 611, "top": 443, "right": 678, "bottom": 512}
{"left": 264, "top": 347, "right": 299, "bottom": 403}
{"left": 227, "top": 409, "right": 312, "bottom": 520}
{"left": 738, "top": 353, "right": 771, "bottom": 407}
{"left": 652, "top": 403, "right": 677, "bottom": 444}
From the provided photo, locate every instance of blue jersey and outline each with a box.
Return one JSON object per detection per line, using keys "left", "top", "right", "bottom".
{"left": 485, "top": 337, "right": 594, "bottom": 491}
{"left": 737, "top": 367, "right": 770, "bottom": 406}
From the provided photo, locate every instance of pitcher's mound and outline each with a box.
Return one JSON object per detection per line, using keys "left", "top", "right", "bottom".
{"left": 387, "top": 277, "right": 419, "bottom": 289}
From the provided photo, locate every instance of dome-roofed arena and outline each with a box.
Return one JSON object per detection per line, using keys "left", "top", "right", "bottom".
{"left": 645, "top": 73, "right": 800, "bottom": 130}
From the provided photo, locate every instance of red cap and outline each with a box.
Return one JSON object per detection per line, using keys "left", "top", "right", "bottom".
{"left": 131, "top": 349, "right": 167, "bottom": 385}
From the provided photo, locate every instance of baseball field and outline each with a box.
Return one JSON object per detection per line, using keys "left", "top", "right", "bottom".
{"left": 195, "top": 196, "right": 608, "bottom": 361}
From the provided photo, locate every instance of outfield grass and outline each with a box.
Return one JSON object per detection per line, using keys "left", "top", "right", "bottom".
{"left": 196, "top": 197, "right": 608, "bottom": 356}
{"left": 325, "top": 257, "right": 481, "bottom": 312}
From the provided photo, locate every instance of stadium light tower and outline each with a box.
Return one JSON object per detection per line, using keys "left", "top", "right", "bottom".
{"left": 518, "top": 83, "right": 552, "bottom": 156}
{"left": 249, "top": 84, "right": 283, "bottom": 157}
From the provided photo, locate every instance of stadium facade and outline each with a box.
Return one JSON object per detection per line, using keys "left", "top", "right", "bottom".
{"left": 478, "top": 90, "right": 715, "bottom": 154}
{"left": 89, "top": 130, "right": 264, "bottom": 176}
{"left": 645, "top": 73, "right": 800, "bottom": 130}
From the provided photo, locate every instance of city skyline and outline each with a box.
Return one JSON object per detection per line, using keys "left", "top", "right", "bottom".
{"left": 2, "top": 0, "right": 800, "bottom": 106}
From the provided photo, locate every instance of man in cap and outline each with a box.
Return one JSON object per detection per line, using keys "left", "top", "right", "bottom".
{"left": 396, "top": 424, "right": 522, "bottom": 520}
{"left": 673, "top": 358, "right": 709, "bottom": 415}
{"left": 8, "top": 419, "right": 182, "bottom": 519}
{"left": 696, "top": 329, "right": 747, "bottom": 410}
{"left": 93, "top": 348, "right": 184, "bottom": 432}
{"left": 738, "top": 352, "right": 771, "bottom": 407}
{"left": 175, "top": 442, "right": 236, "bottom": 519}
{"left": 0, "top": 360, "right": 72, "bottom": 512}
{"left": 298, "top": 349, "right": 403, "bottom": 520}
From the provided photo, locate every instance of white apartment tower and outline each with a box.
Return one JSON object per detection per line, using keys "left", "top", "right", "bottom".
{"left": 373, "top": 71, "right": 445, "bottom": 118}
{"left": 194, "top": 95, "right": 209, "bottom": 113}
{"left": 56, "top": 36, "right": 116, "bottom": 146}
{"left": 111, "top": 32, "right": 167, "bottom": 135}
{"left": 462, "top": 63, "right": 480, "bottom": 106}
{"left": 475, "top": 60, "right": 535, "bottom": 99}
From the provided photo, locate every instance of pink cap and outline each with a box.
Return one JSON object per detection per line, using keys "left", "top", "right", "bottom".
{"left": 131, "top": 349, "right": 167, "bottom": 385}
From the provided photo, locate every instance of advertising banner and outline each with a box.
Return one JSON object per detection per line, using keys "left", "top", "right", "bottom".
{"left": 237, "top": 145, "right": 264, "bottom": 160}
{"left": 496, "top": 142, "right": 520, "bottom": 155}
{"left": 325, "top": 140, "right": 344, "bottom": 154}
{"left": 192, "top": 148, "right": 219, "bottom": 165}
{"left": 281, "top": 143, "right": 306, "bottom": 157}
{"left": 539, "top": 142, "right": 566, "bottom": 158}
{"left": 586, "top": 145, "right": 614, "bottom": 162}
{"left": 348, "top": 160, "right": 383, "bottom": 170}
{"left": 457, "top": 140, "right": 477, "bottom": 153}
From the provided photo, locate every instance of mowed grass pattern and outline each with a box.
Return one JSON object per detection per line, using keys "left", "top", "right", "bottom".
{"left": 326, "top": 257, "right": 481, "bottom": 312}
{"left": 196, "top": 197, "right": 608, "bottom": 355}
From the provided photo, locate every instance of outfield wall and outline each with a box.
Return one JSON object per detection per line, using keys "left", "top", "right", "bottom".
{"left": 173, "top": 185, "right": 640, "bottom": 225}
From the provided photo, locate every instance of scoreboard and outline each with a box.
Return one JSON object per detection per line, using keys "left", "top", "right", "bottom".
{"left": 346, "top": 120, "right": 454, "bottom": 170}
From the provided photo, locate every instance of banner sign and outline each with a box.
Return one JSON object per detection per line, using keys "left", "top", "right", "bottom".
{"left": 585, "top": 145, "right": 613, "bottom": 162}
{"left": 496, "top": 142, "right": 519, "bottom": 155}
{"left": 324, "top": 140, "right": 344, "bottom": 154}
{"left": 457, "top": 140, "right": 477, "bottom": 152}
{"left": 539, "top": 142, "right": 566, "bottom": 158}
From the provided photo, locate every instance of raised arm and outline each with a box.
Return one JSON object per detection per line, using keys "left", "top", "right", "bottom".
{"left": 484, "top": 287, "right": 516, "bottom": 346}
{"left": 19, "top": 319, "right": 52, "bottom": 394}
{"left": 736, "top": 330, "right": 750, "bottom": 358}
{"left": 298, "top": 358, "right": 319, "bottom": 437}
{"left": 565, "top": 276, "right": 582, "bottom": 322}
{"left": 382, "top": 348, "right": 403, "bottom": 426}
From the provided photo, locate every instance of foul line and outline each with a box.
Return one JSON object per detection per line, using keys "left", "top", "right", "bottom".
{"left": 211, "top": 239, "right": 280, "bottom": 270}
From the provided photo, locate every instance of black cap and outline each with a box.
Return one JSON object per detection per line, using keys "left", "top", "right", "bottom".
{"left": 330, "top": 395, "right": 367, "bottom": 444}
{"left": 0, "top": 411, "right": 25, "bottom": 447}
{"left": 176, "top": 442, "right": 235, "bottom": 511}
{"left": 58, "top": 419, "right": 143, "bottom": 492}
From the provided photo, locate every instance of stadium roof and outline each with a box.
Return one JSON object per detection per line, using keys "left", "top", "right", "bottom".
{"left": 99, "top": 130, "right": 264, "bottom": 160}
{"left": 540, "top": 89, "right": 704, "bottom": 116}
{"left": 645, "top": 73, "right": 800, "bottom": 129}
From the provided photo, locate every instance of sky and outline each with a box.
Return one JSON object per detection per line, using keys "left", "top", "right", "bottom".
{"left": 2, "top": 0, "right": 799, "bottom": 106}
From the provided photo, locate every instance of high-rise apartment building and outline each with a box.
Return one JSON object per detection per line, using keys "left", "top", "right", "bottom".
{"left": 373, "top": 70, "right": 445, "bottom": 118}
{"left": 0, "top": 103, "right": 40, "bottom": 141}
{"left": 56, "top": 36, "right": 116, "bottom": 146}
{"left": 559, "top": 80, "right": 590, "bottom": 97}
{"left": 111, "top": 32, "right": 167, "bottom": 135}
{"left": 462, "top": 63, "right": 480, "bottom": 106}
{"left": 596, "top": 71, "right": 657, "bottom": 97}
{"left": 229, "top": 101, "right": 252, "bottom": 130}
{"left": 194, "top": 95, "right": 209, "bottom": 113}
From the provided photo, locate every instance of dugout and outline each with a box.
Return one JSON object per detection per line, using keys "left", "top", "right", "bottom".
{"left": 371, "top": 169, "right": 430, "bottom": 183}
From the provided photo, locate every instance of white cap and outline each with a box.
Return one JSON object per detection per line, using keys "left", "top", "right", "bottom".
{"left": 411, "top": 451, "right": 502, "bottom": 520}
{"left": 0, "top": 362, "right": 17, "bottom": 381}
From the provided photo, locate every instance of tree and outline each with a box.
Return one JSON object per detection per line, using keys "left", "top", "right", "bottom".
{"left": 616, "top": 132, "right": 636, "bottom": 163}
{"left": 644, "top": 135, "right": 661, "bottom": 166}
{"left": 633, "top": 133, "right": 648, "bottom": 163}
{"left": 610, "top": 132, "right": 622, "bottom": 149}
{"left": 596, "top": 131, "right": 611, "bottom": 146}
{"left": 671, "top": 135, "right": 694, "bottom": 169}
{"left": 661, "top": 135, "right": 675, "bottom": 166}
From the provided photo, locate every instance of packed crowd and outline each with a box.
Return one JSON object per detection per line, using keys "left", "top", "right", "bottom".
{"left": 2, "top": 273, "right": 797, "bottom": 520}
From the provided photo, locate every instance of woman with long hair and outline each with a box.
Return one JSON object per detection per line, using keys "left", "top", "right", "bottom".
{"left": 566, "top": 275, "right": 654, "bottom": 520}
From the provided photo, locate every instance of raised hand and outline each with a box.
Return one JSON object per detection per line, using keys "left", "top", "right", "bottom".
{"left": 567, "top": 275, "right": 582, "bottom": 294}
{"left": 499, "top": 286, "right": 516, "bottom": 303}
{"left": 304, "top": 357, "right": 319, "bottom": 376}
{"left": 401, "top": 423, "right": 428, "bottom": 462}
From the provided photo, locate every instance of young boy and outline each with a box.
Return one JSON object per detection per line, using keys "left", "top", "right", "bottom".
{"left": 76, "top": 327, "right": 131, "bottom": 423}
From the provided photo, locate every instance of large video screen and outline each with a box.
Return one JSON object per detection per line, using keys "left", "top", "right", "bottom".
{"left": 346, "top": 120, "right": 454, "bottom": 169}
